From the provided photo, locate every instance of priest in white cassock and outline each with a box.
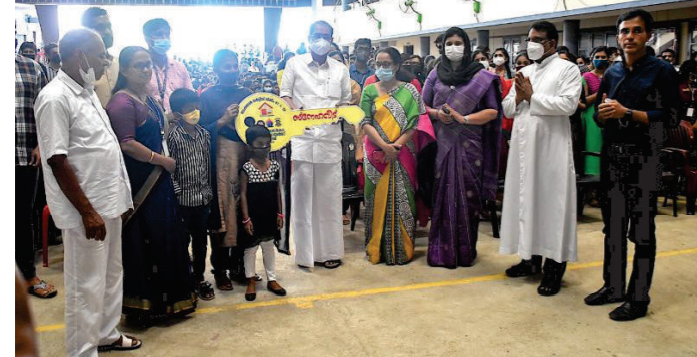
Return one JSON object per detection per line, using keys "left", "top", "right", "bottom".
{"left": 499, "top": 21, "right": 581, "bottom": 296}
{"left": 280, "top": 20, "right": 352, "bottom": 269}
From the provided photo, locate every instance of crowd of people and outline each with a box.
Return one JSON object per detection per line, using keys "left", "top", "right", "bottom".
{"left": 14, "top": 5, "right": 697, "bottom": 357}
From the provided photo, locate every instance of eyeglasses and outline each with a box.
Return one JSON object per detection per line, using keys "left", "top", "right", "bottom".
{"left": 375, "top": 62, "right": 394, "bottom": 68}
{"left": 251, "top": 145, "right": 271, "bottom": 150}
{"left": 525, "top": 37, "right": 549, "bottom": 44}
{"left": 310, "top": 33, "right": 332, "bottom": 42}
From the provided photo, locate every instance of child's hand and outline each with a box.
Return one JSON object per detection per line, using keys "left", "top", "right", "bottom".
{"left": 244, "top": 220, "right": 254, "bottom": 236}
{"left": 277, "top": 216, "right": 284, "bottom": 230}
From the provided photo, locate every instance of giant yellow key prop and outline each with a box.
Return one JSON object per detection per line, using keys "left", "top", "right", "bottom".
{"left": 235, "top": 93, "right": 366, "bottom": 151}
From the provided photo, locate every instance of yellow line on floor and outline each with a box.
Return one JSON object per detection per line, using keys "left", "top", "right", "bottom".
{"left": 35, "top": 247, "right": 697, "bottom": 333}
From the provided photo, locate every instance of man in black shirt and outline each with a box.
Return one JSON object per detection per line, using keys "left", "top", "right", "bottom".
{"left": 584, "top": 9, "right": 680, "bottom": 321}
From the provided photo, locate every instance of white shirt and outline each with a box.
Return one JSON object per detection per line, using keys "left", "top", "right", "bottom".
{"left": 280, "top": 53, "right": 352, "bottom": 163}
{"left": 35, "top": 70, "right": 133, "bottom": 230}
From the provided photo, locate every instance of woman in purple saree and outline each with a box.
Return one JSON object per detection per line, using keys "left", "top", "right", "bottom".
{"left": 422, "top": 27, "right": 502, "bottom": 268}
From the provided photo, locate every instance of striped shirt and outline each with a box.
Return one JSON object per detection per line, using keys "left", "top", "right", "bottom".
{"left": 167, "top": 122, "right": 213, "bottom": 207}
{"left": 45, "top": 65, "right": 60, "bottom": 82}
{"left": 15, "top": 55, "right": 47, "bottom": 166}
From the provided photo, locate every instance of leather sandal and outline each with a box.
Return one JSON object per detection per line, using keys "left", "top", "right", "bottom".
{"left": 98, "top": 334, "right": 142, "bottom": 352}
{"left": 27, "top": 279, "right": 57, "bottom": 299}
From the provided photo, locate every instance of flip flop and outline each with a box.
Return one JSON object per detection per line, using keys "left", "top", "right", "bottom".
{"left": 98, "top": 334, "right": 142, "bottom": 352}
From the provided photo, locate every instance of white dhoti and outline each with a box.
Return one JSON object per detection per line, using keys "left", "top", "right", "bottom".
{"left": 292, "top": 160, "right": 344, "bottom": 267}
{"left": 63, "top": 217, "right": 123, "bottom": 357}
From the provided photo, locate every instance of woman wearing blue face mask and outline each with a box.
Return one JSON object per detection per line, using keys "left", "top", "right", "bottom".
{"left": 580, "top": 46, "right": 609, "bottom": 176}
{"left": 359, "top": 47, "right": 435, "bottom": 265}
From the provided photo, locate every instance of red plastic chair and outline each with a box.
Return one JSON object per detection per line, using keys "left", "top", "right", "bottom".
{"left": 41, "top": 205, "right": 50, "bottom": 267}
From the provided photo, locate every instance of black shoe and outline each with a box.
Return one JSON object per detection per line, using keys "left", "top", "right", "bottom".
{"left": 505, "top": 258, "right": 542, "bottom": 278}
{"left": 267, "top": 282, "right": 287, "bottom": 296}
{"left": 245, "top": 292, "right": 256, "bottom": 301}
{"left": 537, "top": 259, "right": 566, "bottom": 296}
{"left": 609, "top": 301, "right": 648, "bottom": 321}
{"left": 584, "top": 287, "right": 625, "bottom": 306}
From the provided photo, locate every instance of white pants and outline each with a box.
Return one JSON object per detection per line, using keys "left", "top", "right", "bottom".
{"left": 63, "top": 217, "right": 123, "bottom": 357}
{"left": 244, "top": 240, "right": 277, "bottom": 281}
{"left": 291, "top": 161, "right": 344, "bottom": 267}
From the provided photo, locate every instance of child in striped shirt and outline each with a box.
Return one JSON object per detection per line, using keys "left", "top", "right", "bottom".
{"left": 168, "top": 88, "right": 215, "bottom": 301}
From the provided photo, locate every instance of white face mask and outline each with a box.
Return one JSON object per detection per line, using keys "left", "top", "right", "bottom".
{"left": 79, "top": 52, "right": 96, "bottom": 90}
{"left": 493, "top": 56, "right": 506, "bottom": 67}
{"left": 527, "top": 42, "right": 546, "bottom": 61}
{"left": 479, "top": 60, "right": 490, "bottom": 69}
{"left": 445, "top": 45, "right": 465, "bottom": 62}
{"left": 310, "top": 38, "right": 331, "bottom": 56}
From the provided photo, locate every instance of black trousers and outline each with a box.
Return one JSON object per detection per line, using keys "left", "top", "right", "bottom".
{"left": 600, "top": 180, "right": 657, "bottom": 305}
{"left": 16, "top": 165, "right": 38, "bottom": 280}
{"left": 179, "top": 204, "right": 211, "bottom": 282}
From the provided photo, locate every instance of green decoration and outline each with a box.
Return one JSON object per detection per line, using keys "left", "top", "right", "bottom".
{"left": 473, "top": 0, "right": 481, "bottom": 13}
{"left": 417, "top": 13, "right": 422, "bottom": 23}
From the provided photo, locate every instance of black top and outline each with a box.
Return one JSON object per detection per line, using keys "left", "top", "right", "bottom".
{"left": 594, "top": 54, "right": 680, "bottom": 150}
{"left": 240, "top": 160, "right": 281, "bottom": 247}
{"left": 200, "top": 84, "right": 253, "bottom": 142}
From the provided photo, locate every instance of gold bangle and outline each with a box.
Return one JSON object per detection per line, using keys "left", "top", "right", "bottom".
{"left": 148, "top": 151, "right": 155, "bottom": 163}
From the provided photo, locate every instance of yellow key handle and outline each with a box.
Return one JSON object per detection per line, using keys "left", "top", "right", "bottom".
{"left": 235, "top": 93, "right": 366, "bottom": 151}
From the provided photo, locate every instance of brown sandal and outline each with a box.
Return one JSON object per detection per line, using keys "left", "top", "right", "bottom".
{"left": 214, "top": 273, "right": 233, "bottom": 291}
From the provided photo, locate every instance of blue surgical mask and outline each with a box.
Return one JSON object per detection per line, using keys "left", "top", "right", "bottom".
{"left": 150, "top": 38, "right": 171, "bottom": 55}
{"left": 375, "top": 67, "right": 394, "bottom": 81}
{"left": 592, "top": 59, "right": 609, "bottom": 69}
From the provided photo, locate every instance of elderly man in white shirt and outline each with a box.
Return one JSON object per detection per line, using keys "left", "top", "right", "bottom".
{"left": 35, "top": 29, "right": 141, "bottom": 357}
{"left": 281, "top": 20, "right": 352, "bottom": 269}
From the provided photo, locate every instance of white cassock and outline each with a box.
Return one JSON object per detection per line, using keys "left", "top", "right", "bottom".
{"left": 499, "top": 53, "right": 581, "bottom": 263}
{"left": 280, "top": 54, "right": 352, "bottom": 267}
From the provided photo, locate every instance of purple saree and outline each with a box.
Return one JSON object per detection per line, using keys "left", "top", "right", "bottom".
{"left": 422, "top": 69, "right": 502, "bottom": 268}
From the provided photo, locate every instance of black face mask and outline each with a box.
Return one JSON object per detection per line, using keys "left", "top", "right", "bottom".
{"left": 250, "top": 147, "right": 270, "bottom": 160}
{"left": 50, "top": 54, "right": 61, "bottom": 64}
{"left": 23, "top": 53, "right": 35, "bottom": 60}
{"left": 218, "top": 71, "right": 239, "bottom": 84}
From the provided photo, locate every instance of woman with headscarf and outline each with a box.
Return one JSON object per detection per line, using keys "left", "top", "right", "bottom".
{"left": 422, "top": 27, "right": 502, "bottom": 268}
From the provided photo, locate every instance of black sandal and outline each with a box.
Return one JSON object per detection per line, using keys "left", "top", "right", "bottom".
{"left": 197, "top": 281, "right": 215, "bottom": 301}
{"left": 98, "top": 334, "right": 142, "bottom": 352}
{"left": 324, "top": 260, "right": 342, "bottom": 269}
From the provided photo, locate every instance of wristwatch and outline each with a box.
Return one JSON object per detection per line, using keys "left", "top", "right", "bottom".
{"left": 624, "top": 109, "right": 633, "bottom": 120}
{"left": 463, "top": 115, "right": 471, "bottom": 125}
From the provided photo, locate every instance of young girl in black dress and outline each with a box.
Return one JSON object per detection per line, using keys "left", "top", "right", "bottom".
{"left": 240, "top": 125, "right": 287, "bottom": 301}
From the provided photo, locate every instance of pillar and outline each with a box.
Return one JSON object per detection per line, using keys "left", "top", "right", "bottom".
{"left": 35, "top": 5, "right": 59, "bottom": 46}
{"left": 679, "top": 21, "right": 690, "bottom": 63}
{"left": 420, "top": 36, "right": 430, "bottom": 57}
{"left": 476, "top": 30, "right": 489, "bottom": 51}
{"left": 263, "top": 7, "right": 283, "bottom": 55}
{"left": 563, "top": 20, "right": 580, "bottom": 55}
